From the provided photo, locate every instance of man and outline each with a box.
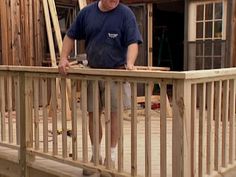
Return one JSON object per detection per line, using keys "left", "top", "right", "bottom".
{"left": 58, "top": 0, "right": 142, "bottom": 175}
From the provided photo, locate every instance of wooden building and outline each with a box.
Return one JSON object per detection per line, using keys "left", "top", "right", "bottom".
{"left": 1, "top": 1, "right": 236, "bottom": 177}
{"left": 1, "top": 0, "right": 235, "bottom": 71}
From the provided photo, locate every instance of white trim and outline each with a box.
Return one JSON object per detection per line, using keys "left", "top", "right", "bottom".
{"left": 188, "top": 0, "right": 227, "bottom": 41}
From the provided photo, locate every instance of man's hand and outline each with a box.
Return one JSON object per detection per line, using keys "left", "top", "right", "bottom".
{"left": 125, "top": 63, "right": 136, "bottom": 70}
{"left": 126, "top": 43, "right": 138, "bottom": 70}
{"left": 58, "top": 58, "right": 70, "bottom": 75}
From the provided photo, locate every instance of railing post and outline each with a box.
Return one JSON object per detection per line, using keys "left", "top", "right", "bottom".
{"left": 19, "top": 72, "right": 34, "bottom": 177}
{"left": 172, "top": 79, "right": 191, "bottom": 177}
{"left": 25, "top": 77, "right": 33, "bottom": 149}
{"left": 19, "top": 72, "right": 27, "bottom": 177}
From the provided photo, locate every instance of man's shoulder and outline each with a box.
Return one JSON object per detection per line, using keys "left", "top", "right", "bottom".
{"left": 117, "top": 3, "right": 135, "bottom": 18}
{"left": 118, "top": 3, "right": 132, "bottom": 12}
{"left": 80, "top": 1, "right": 97, "bottom": 13}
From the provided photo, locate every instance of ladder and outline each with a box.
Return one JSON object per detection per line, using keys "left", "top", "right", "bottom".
{"left": 157, "top": 26, "right": 173, "bottom": 69}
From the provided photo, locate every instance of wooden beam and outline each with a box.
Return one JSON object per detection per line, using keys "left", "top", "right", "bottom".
{"left": 47, "top": 0, "right": 63, "bottom": 54}
{"left": 43, "top": 0, "right": 71, "bottom": 119}
{"left": 42, "top": 0, "right": 57, "bottom": 67}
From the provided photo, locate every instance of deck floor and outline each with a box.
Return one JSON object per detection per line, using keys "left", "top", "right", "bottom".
{"left": 43, "top": 109, "right": 173, "bottom": 177}
{"left": 2, "top": 108, "right": 174, "bottom": 177}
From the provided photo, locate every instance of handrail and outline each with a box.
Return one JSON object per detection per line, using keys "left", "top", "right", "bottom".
{"left": 0, "top": 66, "right": 236, "bottom": 177}
{"left": 1, "top": 65, "right": 236, "bottom": 79}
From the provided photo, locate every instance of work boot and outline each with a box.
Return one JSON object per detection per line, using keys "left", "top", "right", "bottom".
{"left": 82, "top": 156, "right": 103, "bottom": 176}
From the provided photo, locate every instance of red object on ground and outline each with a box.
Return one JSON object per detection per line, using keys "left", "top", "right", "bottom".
{"left": 151, "top": 103, "right": 160, "bottom": 110}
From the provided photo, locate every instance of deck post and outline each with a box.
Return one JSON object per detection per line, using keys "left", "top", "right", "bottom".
{"left": 19, "top": 72, "right": 35, "bottom": 177}
{"left": 19, "top": 72, "right": 27, "bottom": 177}
{"left": 172, "top": 79, "right": 191, "bottom": 177}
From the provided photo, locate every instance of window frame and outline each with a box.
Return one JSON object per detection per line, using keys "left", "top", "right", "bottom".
{"left": 188, "top": 0, "right": 227, "bottom": 42}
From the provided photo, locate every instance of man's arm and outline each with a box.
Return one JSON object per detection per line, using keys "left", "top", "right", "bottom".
{"left": 126, "top": 43, "right": 138, "bottom": 70}
{"left": 58, "top": 35, "right": 75, "bottom": 75}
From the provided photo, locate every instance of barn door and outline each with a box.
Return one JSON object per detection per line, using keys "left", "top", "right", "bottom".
{"left": 187, "top": 0, "right": 227, "bottom": 70}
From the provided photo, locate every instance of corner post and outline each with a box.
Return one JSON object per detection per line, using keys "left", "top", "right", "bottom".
{"left": 172, "top": 79, "right": 191, "bottom": 177}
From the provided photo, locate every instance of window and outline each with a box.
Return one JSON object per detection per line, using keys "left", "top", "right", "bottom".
{"left": 188, "top": 1, "right": 227, "bottom": 70}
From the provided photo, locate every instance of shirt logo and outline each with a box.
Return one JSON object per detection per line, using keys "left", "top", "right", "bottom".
{"left": 108, "top": 33, "right": 118, "bottom": 39}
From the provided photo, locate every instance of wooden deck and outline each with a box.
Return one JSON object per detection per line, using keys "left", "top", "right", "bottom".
{"left": 1, "top": 107, "right": 173, "bottom": 177}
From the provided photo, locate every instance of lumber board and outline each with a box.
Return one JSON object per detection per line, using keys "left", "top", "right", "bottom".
{"left": 47, "top": 0, "right": 63, "bottom": 54}
{"left": 137, "top": 95, "right": 160, "bottom": 103}
{"left": 78, "top": 0, "right": 87, "bottom": 10}
{"left": 42, "top": 0, "right": 57, "bottom": 67}
{"left": 43, "top": 0, "right": 71, "bottom": 119}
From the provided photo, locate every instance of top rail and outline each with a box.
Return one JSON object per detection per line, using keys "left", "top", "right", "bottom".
{"left": 0, "top": 65, "right": 236, "bottom": 81}
{"left": 0, "top": 65, "right": 236, "bottom": 177}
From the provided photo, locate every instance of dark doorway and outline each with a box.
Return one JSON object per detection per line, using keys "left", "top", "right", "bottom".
{"left": 153, "top": 1, "right": 185, "bottom": 71}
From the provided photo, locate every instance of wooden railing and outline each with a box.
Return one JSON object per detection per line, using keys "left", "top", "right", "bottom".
{"left": 0, "top": 66, "right": 236, "bottom": 177}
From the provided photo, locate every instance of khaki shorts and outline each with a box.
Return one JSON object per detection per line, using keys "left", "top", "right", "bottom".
{"left": 86, "top": 81, "right": 131, "bottom": 112}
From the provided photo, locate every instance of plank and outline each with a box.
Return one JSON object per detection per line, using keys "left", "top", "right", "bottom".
{"left": 160, "top": 82, "right": 167, "bottom": 177}
{"left": 117, "top": 81, "right": 124, "bottom": 172}
{"left": 33, "top": 78, "right": 40, "bottom": 150}
{"left": 229, "top": 79, "right": 235, "bottom": 164}
{"left": 198, "top": 83, "right": 206, "bottom": 177}
{"left": 131, "top": 82, "right": 137, "bottom": 176}
{"left": 206, "top": 82, "right": 214, "bottom": 174}
{"left": 44, "top": 0, "right": 71, "bottom": 119}
{"left": 71, "top": 79, "right": 78, "bottom": 160}
{"left": 172, "top": 80, "right": 191, "bottom": 177}
{"left": 19, "top": 72, "right": 27, "bottom": 177}
{"left": 191, "top": 84, "right": 197, "bottom": 177}
{"left": 42, "top": 0, "right": 57, "bottom": 66}
{"left": 222, "top": 80, "right": 229, "bottom": 167}
{"left": 145, "top": 81, "right": 152, "bottom": 177}
{"left": 137, "top": 95, "right": 160, "bottom": 103}
{"left": 47, "top": 0, "right": 63, "bottom": 54}
{"left": 0, "top": 76, "right": 6, "bottom": 141}
{"left": 93, "top": 80, "right": 100, "bottom": 165}
{"left": 61, "top": 78, "right": 68, "bottom": 158}
{"left": 14, "top": 75, "right": 20, "bottom": 145}
{"left": 7, "top": 76, "right": 13, "bottom": 143}
{"left": 78, "top": 0, "right": 87, "bottom": 10}
{"left": 42, "top": 78, "right": 49, "bottom": 153}
{"left": 105, "top": 80, "right": 111, "bottom": 168}
{"left": 214, "top": 81, "right": 222, "bottom": 171}
{"left": 51, "top": 78, "right": 58, "bottom": 155}
{"left": 81, "top": 80, "right": 88, "bottom": 163}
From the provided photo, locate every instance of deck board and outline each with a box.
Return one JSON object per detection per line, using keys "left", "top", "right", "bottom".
{"left": 0, "top": 108, "right": 174, "bottom": 177}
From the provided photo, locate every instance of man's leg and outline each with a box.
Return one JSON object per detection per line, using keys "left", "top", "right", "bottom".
{"left": 83, "top": 112, "right": 103, "bottom": 176}
{"left": 111, "top": 112, "right": 118, "bottom": 147}
{"left": 88, "top": 112, "right": 103, "bottom": 146}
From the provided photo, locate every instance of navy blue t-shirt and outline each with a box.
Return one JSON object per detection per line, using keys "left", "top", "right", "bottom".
{"left": 67, "top": 1, "right": 143, "bottom": 68}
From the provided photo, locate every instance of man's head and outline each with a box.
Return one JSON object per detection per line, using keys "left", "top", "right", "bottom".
{"left": 99, "top": 0, "right": 120, "bottom": 11}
